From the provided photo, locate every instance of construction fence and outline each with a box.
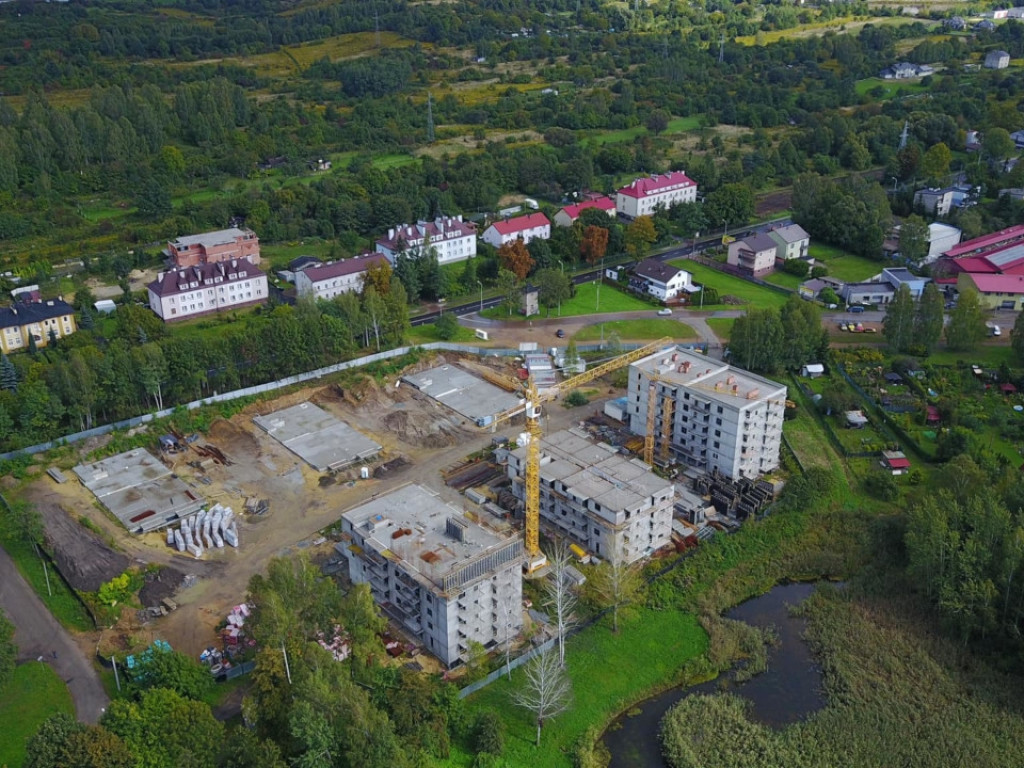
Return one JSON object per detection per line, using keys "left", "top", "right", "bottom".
{"left": 0, "top": 339, "right": 697, "bottom": 462}
{"left": 458, "top": 637, "right": 557, "bottom": 699}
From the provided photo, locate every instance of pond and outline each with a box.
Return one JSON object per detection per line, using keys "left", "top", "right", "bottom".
{"left": 601, "top": 582, "right": 826, "bottom": 768}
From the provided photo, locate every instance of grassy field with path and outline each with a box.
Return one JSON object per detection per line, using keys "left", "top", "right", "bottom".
{"left": 0, "top": 663, "right": 74, "bottom": 768}
{"left": 574, "top": 318, "right": 695, "bottom": 341}
{"left": 669, "top": 260, "right": 789, "bottom": 309}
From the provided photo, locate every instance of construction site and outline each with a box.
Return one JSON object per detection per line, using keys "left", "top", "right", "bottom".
{"left": 25, "top": 340, "right": 783, "bottom": 668}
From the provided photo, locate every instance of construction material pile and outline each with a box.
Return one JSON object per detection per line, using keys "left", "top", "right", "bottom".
{"left": 166, "top": 503, "right": 240, "bottom": 558}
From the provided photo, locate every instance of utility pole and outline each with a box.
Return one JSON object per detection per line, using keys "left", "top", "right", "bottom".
{"left": 426, "top": 91, "right": 435, "bottom": 143}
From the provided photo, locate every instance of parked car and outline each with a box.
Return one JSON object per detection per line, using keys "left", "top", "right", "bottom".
{"left": 658, "top": 308, "right": 673, "bottom": 316}
{"left": 849, "top": 305, "right": 865, "bottom": 314}
{"left": 556, "top": 329, "right": 565, "bottom": 338}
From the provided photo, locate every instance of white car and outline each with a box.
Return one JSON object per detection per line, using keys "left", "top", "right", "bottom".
{"left": 658, "top": 308, "right": 673, "bottom": 316}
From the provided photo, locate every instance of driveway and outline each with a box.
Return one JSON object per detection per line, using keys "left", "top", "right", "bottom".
{"left": 0, "top": 546, "right": 108, "bottom": 724}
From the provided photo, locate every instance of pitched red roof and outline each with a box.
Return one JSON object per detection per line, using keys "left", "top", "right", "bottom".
{"left": 964, "top": 273, "right": 1024, "bottom": 294}
{"left": 885, "top": 457, "right": 911, "bottom": 469}
{"left": 617, "top": 171, "right": 696, "bottom": 199}
{"left": 944, "top": 224, "right": 1024, "bottom": 258}
{"left": 559, "top": 197, "right": 616, "bottom": 221}
{"left": 489, "top": 212, "right": 550, "bottom": 236}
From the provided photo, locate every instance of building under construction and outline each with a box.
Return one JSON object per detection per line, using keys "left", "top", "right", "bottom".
{"left": 628, "top": 348, "right": 786, "bottom": 480}
{"left": 337, "top": 484, "right": 523, "bottom": 667}
{"left": 500, "top": 428, "right": 674, "bottom": 565}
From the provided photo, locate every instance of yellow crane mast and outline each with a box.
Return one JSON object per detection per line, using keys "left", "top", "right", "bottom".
{"left": 485, "top": 337, "right": 676, "bottom": 570}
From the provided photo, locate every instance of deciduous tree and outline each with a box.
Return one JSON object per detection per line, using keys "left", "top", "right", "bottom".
{"left": 579, "top": 225, "right": 609, "bottom": 265}
{"left": 884, "top": 284, "right": 916, "bottom": 353}
{"left": 704, "top": 182, "right": 755, "bottom": 228}
{"left": 1012, "top": 310, "right": 1024, "bottom": 364}
{"left": 898, "top": 216, "right": 929, "bottom": 265}
{"left": 919, "top": 142, "right": 952, "bottom": 183}
{"left": 511, "top": 648, "right": 572, "bottom": 747}
{"left": 533, "top": 268, "right": 572, "bottom": 315}
{"left": 0, "top": 608, "right": 14, "bottom": 692}
{"left": 945, "top": 287, "right": 986, "bottom": 351}
{"left": 728, "top": 308, "right": 785, "bottom": 374}
{"left": 497, "top": 268, "right": 521, "bottom": 317}
{"left": 544, "top": 541, "right": 577, "bottom": 666}
{"left": 588, "top": 556, "right": 642, "bottom": 633}
{"left": 625, "top": 216, "right": 657, "bottom": 261}
{"left": 498, "top": 239, "right": 535, "bottom": 281}
{"left": 915, "top": 282, "right": 944, "bottom": 355}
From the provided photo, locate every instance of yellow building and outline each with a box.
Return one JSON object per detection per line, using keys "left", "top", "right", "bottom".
{"left": 0, "top": 299, "right": 78, "bottom": 353}
{"left": 957, "top": 272, "right": 1024, "bottom": 310}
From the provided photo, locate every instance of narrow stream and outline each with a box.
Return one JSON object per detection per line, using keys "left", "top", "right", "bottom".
{"left": 602, "top": 582, "right": 826, "bottom": 768}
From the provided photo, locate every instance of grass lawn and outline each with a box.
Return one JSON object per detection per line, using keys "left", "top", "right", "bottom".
{"left": 706, "top": 317, "right": 735, "bottom": 342}
{"left": 783, "top": 406, "right": 843, "bottom": 471}
{"left": 924, "top": 344, "right": 1015, "bottom": 367}
{"left": 482, "top": 283, "right": 652, "bottom": 320}
{"left": 406, "top": 323, "right": 478, "bottom": 345}
{"left": 574, "top": 318, "right": 695, "bottom": 342}
{"left": 807, "top": 244, "right": 882, "bottom": 283}
{"left": 583, "top": 116, "right": 700, "bottom": 146}
{"left": 764, "top": 271, "right": 803, "bottom": 290}
{"left": 448, "top": 609, "right": 708, "bottom": 768}
{"left": 0, "top": 663, "right": 74, "bottom": 768}
{"left": 854, "top": 76, "right": 932, "bottom": 100}
{"left": 668, "top": 261, "right": 790, "bottom": 309}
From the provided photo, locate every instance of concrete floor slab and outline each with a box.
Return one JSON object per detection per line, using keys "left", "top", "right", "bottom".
{"left": 402, "top": 365, "right": 522, "bottom": 426}
{"left": 252, "top": 402, "right": 381, "bottom": 472}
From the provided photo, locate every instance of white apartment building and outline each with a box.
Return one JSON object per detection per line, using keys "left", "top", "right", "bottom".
{"left": 294, "top": 253, "right": 389, "bottom": 301}
{"left": 502, "top": 428, "right": 674, "bottom": 565}
{"left": 481, "top": 212, "right": 551, "bottom": 248}
{"left": 375, "top": 216, "right": 478, "bottom": 265}
{"left": 147, "top": 261, "right": 268, "bottom": 322}
{"left": 628, "top": 348, "right": 787, "bottom": 480}
{"left": 338, "top": 484, "right": 524, "bottom": 668}
{"left": 615, "top": 171, "right": 698, "bottom": 219}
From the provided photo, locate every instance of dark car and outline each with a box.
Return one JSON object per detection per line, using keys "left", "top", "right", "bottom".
{"left": 849, "top": 305, "right": 865, "bottom": 314}
{"left": 556, "top": 329, "right": 565, "bottom": 338}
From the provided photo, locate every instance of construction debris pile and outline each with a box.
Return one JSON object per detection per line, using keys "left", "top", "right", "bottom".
{"left": 315, "top": 625, "right": 351, "bottom": 662}
{"left": 693, "top": 469, "right": 778, "bottom": 520}
{"left": 166, "top": 503, "right": 240, "bottom": 559}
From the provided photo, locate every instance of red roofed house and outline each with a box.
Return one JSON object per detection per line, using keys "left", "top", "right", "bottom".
{"left": 375, "top": 216, "right": 477, "bottom": 266}
{"left": 295, "top": 253, "right": 390, "bottom": 301}
{"left": 881, "top": 450, "right": 911, "bottom": 475}
{"left": 164, "top": 227, "right": 261, "bottom": 268}
{"left": 957, "top": 272, "right": 1024, "bottom": 310}
{"left": 148, "top": 260, "right": 268, "bottom": 322}
{"left": 554, "top": 197, "right": 616, "bottom": 227}
{"left": 926, "top": 405, "right": 940, "bottom": 426}
{"left": 615, "top": 171, "right": 698, "bottom": 219}
{"left": 481, "top": 212, "right": 551, "bottom": 248}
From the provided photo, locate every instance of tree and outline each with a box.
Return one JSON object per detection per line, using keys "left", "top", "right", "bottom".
{"left": 915, "top": 282, "right": 944, "bottom": 355}
{"left": 362, "top": 260, "right": 392, "bottom": 297}
{"left": 125, "top": 647, "right": 212, "bottom": 701}
{"left": 0, "top": 608, "right": 14, "bottom": 692}
{"left": 819, "top": 286, "right": 840, "bottom": 306}
{"left": 434, "top": 311, "right": 459, "bottom": 340}
{"left": 704, "top": 183, "right": 755, "bottom": 229}
{"left": 532, "top": 268, "right": 572, "bottom": 315}
{"left": 498, "top": 239, "right": 535, "bottom": 281}
{"left": 779, "top": 295, "right": 826, "bottom": 370}
{"left": 0, "top": 352, "right": 16, "bottom": 391}
{"left": 983, "top": 127, "right": 1016, "bottom": 165}
{"left": 511, "top": 648, "right": 572, "bottom": 747}
{"left": 646, "top": 109, "right": 670, "bottom": 135}
{"left": 497, "top": 268, "right": 521, "bottom": 317}
{"left": 945, "top": 287, "right": 986, "bottom": 351}
{"left": 884, "top": 284, "right": 916, "bottom": 353}
{"left": 134, "top": 176, "right": 172, "bottom": 221}
{"left": 544, "top": 541, "right": 577, "bottom": 666}
{"left": 579, "top": 225, "right": 609, "bottom": 265}
{"left": 103, "top": 688, "right": 222, "bottom": 768}
{"left": 728, "top": 308, "right": 785, "bottom": 374}
{"left": 625, "top": 216, "right": 657, "bottom": 262}
{"left": 898, "top": 216, "right": 929, "bottom": 265}
{"left": 588, "top": 557, "right": 642, "bottom": 633}
{"left": 919, "top": 142, "right": 952, "bottom": 183}
{"left": 1012, "top": 310, "right": 1024, "bottom": 364}
{"left": 473, "top": 710, "right": 505, "bottom": 757}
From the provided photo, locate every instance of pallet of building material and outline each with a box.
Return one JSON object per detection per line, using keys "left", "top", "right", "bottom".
{"left": 224, "top": 522, "right": 239, "bottom": 548}
{"left": 173, "top": 529, "right": 186, "bottom": 552}
{"left": 202, "top": 514, "right": 214, "bottom": 550}
{"left": 166, "top": 528, "right": 175, "bottom": 547}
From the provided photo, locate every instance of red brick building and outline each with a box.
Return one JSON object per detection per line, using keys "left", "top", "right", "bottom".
{"left": 164, "top": 227, "right": 261, "bottom": 268}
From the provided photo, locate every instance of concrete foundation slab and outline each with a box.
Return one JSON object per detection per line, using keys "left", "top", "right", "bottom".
{"left": 402, "top": 365, "right": 523, "bottom": 427}
{"left": 253, "top": 402, "right": 381, "bottom": 472}
{"left": 73, "top": 449, "right": 205, "bottom": 534}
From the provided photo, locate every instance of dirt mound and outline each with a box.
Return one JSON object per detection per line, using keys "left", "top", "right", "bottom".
{"left": 40, "top": 504, "right": 130, "bottom": 593}
{"left": 207, "top": 418, "right": 259, "bottom": 458}
{"left": 380, "top": 409, "right": 470, "bottom": 448}
{"left": 138, "top": 566, "right": 187, "bottom": 608}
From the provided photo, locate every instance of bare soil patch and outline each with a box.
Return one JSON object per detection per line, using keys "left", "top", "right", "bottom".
{"left": 40, "top": 503, "right": 130, "bottom": 593}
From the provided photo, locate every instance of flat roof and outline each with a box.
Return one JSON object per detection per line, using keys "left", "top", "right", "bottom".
{"left": 510, "top": 428, "right": 673, "bottom": 515}
{"left": 253, "top": 402, "right": 381, "bottom": 471}
{"left": 171, "top": 227, "right": 251, "bottom": 248}
{"left": 342, "top": 484, "right": 522, "bottom": 592}
{"left": 73, "top": 449, "right": 205, "bottom": 534}
{"left": 632, "top": 347, "right": 786, "bottom": 407}
{"left": 402, "top": 365, "right": 523, "bottom": 427}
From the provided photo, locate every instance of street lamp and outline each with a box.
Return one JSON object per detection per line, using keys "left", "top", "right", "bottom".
{"left": 476, "top": 280, "right": 483, "bottom": 313}
{"left": 595, "top": 277, "right": 601, "bottom": 312}
{"left": 558, "top": 259, "right": 564, "bottom": 274}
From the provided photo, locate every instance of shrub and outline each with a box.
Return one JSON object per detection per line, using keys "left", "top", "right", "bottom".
{"left": 564, "top": 390, "right": 589, "bottom": 407}
{"left": 434, "top": 312, "right": 460, "bottom": 340}
{"left": 863, "top": 471, "right": 899, "bottom": 502}
{"left": 782, "top": 259, "right": 811, "bottom": 277}
{"left": 473, "top": 710, "right": 505, "bottom": 756}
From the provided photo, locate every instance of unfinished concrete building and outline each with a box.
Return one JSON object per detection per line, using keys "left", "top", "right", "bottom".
{"left": 501, "top": 428, "right": 674, "bottom": 564}
{"left": 338, "top": 484, "right": 523, "bottom": 667}
{"left": 628, "top": 348, "right": 786, "bottom": 480}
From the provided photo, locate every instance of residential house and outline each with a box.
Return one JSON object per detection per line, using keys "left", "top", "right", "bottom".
{"left": 767, "top": 223, "right": 810, "bottom": 260}
{"left": 965, "top": 130, "right": 982, "bottom": 151}
{"left": 1008, "top": 7, "right": 1024, "bottom": 18}
{"left": 628, "top": 348, "right": 787, "bottom": 480}
{"left": 553, "top": 197, "right": 616, "bottom": 227}
{"left": 629, "top": 258, "right": 698, "bottom": 301}
{"left": 881, "top": 451, "right": 911, "bottom": 475}
{"left": 615, "top": 171, "right": 698, "bottom": 219}
{"left": 840, "top": 281, "right": 895, "bottom": 305}
{"left": 481, "top": 212, "right": 551, "bottom": 248}
{"left": 798, "top": 276, "right": 844, "bottom": 300}
{"left": 148, "top": 261, "right": 269, "bottom": 322}
{"left": 914, "top": 187, "right": 956, "bottom": 217}
{"left": 164, "top": 227, "right": 261, "bottom": 268}
{"left": 882, "top": 267, "right": 930, "bottom": 298}
{"left": 880, "top": 62, "right": 933, "bottom": 79}
{"left": 295, "top": 253, "right": 389, "bottom": 301}
{"left": 944, "top": 16, "right": 966, "bottom": 30}
{"left": 727, "top": 232, "right": 779, "bottom": 277}
{"left": 985, "top": 50, "right": 1011, "bottom": 69}
{"left": 375, "top": 216, "right": 477, "bottom": 265}
{"left": 956, "top": 272, "right": 1024, "bottom": 309}
{"left": 0, "top": 299, "right": 77, "bottom": 353}
{"left": 976, "top": 19, "right": 996, "bottom": 31}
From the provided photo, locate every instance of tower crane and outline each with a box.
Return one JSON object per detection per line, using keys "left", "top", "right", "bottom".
{"left": 485, "top": 337, "right": 675, "bottom": 571}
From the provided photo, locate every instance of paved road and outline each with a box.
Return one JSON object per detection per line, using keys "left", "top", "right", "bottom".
{"left": 0, "top": 545, "right": 108, "bottom": 724}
